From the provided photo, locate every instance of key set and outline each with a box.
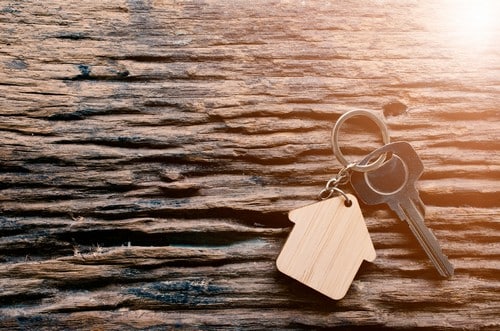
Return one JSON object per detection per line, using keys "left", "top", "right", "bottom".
{"left": 350, "top": 142, "right": 454, "bottom": 278}
{"left": 277, "top": 110, "right": 454, "bottom": 300}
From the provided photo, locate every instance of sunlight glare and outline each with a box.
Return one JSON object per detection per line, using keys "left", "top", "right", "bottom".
{"left": 443, "top": 0, "right": 498, "bottom": 49}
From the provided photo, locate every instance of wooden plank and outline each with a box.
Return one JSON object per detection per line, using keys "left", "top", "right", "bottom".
{"left": 1, "top": 0, "right": 499, "bottom": 329}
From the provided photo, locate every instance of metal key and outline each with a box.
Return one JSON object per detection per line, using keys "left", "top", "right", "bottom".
{"left": 350, "top": 142, "right": 454, "bottom": 277}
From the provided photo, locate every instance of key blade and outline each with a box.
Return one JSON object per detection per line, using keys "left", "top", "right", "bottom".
{"left": 398, "top": 198, "right": 454, "bottom": 278}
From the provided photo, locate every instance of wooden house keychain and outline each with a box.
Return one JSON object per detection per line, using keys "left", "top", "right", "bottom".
{"left": 276, "top": 110, "right": 389, "bottom": 300}
{"left": 277, "top": 110, "right": 454, "bottom": 300}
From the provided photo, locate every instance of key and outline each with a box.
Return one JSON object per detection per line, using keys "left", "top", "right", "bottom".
{"left": 350, "top": 142, "right": 454, "bottom": 277}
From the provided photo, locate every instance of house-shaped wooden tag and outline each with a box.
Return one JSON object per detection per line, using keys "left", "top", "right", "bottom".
{"left": 276, "top": 194, "right": 376, "bottom": 300}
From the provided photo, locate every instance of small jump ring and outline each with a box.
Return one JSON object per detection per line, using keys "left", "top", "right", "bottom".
{"left": 331, "top": 187, "right": 352, "bottom": 206}
{"left": 325, "top": 177, "right": 340, "bottom": 190}
{"left": 317, "top": 187, "right": 352, "bottom": 207}
{"left": 331, "top": 110, "right": 390, "bottom": 172}
{"left": 318, "top": 188, "right": 334, "bottom": 200}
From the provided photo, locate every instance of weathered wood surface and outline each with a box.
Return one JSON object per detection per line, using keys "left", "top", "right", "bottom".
{"left": 0, "top": 0, "right": 499, "bottom": 329}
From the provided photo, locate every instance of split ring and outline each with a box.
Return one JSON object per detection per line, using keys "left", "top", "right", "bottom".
{"left": 331, "top": 110, "right": 390, "bottom": 172}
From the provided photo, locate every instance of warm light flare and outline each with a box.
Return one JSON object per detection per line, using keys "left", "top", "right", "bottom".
{"left": 441, "top": 0, "right": 499, "bottom": 49}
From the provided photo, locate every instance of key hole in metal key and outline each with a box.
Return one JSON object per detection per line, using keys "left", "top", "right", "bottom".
{"left": 363, "top": 155, "right": 408, "bottom": 195}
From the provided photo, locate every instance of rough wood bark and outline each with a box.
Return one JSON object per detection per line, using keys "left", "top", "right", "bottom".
{"left": 0, "top": 0, "right": 499, "bottom": 330}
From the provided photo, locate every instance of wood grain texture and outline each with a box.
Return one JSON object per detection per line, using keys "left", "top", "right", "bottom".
{"left": 0, "top": 0, "right": 499, "bottom": 329}
{"left": 277, "top": 194, "right": 376, "bottom": 300}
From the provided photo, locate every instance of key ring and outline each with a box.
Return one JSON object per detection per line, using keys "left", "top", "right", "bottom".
{"left": 331, "top": 110, "right": 390, "bottom": 172}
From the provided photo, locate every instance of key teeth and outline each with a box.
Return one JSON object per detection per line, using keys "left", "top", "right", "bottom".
{"left": 439, "top": 264, "right": 454, "bottom": 278}
{"left": 440, "top": 254, "right": 455, "bottom": 278}
{"left": 398, "top": 199, "right": 455, "bottom": 279}
{"left": 435, "top": 254, "right": 455, "bottom": 278}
